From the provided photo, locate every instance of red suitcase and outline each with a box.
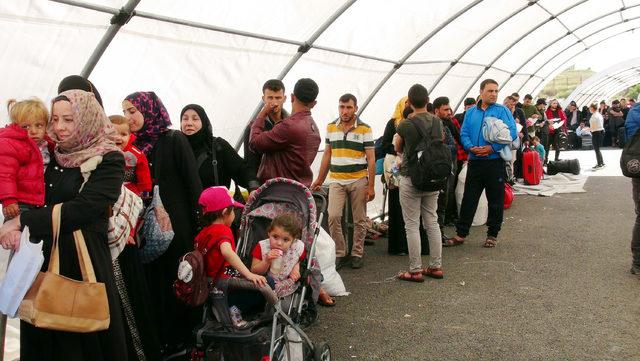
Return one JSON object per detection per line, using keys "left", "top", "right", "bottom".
{"left": 523, "top": 148, "right": 542, "bottom": 185}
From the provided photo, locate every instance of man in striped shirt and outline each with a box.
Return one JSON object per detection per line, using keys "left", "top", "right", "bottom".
{"left": 311, "top": 94, "right": 376, "bottom": 269}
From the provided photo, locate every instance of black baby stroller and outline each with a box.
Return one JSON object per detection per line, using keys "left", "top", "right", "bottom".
{"left": 191, "top": 178, "right": 331, "bottom": 361}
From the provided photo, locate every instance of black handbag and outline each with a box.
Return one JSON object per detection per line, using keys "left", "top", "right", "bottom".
{"left": 620, "top": 129, "right": 640, "bottom": 178}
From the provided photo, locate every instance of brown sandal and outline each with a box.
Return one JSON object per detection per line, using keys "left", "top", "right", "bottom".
{"left": 397, "top": 271, "right": 424, "bottom": 283}
{"left": 443, "top": 236, "right": 465, "bottom": 247}
{"left": 483, "top": 236, "right": 497, "bottom": 248}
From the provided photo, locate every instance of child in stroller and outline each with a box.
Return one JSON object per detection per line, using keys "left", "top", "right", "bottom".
{"left": 251, "top": 214, "right": 306, "bottom": 298}
{"left": 190, "top": 178, "right": 331, "bottom": 361}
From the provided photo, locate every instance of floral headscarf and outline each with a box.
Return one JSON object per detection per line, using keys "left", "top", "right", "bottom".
{"left": 124, "top": 91, "right": 171, "bottom": 157}
{"left": 49, "top": 90, "right": 120, "bottom": 168}
{"left": 392, "top": 96, "right": 409, "bottom": 126}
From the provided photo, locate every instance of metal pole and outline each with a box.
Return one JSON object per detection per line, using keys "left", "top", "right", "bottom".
{"left": 80, "top": 0, "right": 141, "bottom": 78}
{"left": 234, "top": 0, "right": 358, "bottom": 151}
{"left": 356, "top": 0, "right": 484, "bottom": 116}
{"left": 453, "top": 1, "right": 585, "bottom": 111}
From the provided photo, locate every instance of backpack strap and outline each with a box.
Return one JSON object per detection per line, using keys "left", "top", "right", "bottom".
{"left": 410, "top": 117, "right": 440, "bottom": 143}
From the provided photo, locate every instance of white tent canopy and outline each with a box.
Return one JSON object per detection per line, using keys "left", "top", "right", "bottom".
{"left": 568, "top": 57, "right": 640, "bottom": 107}
{"left": 3, "top": 0, "right": 640, "bottom": 146}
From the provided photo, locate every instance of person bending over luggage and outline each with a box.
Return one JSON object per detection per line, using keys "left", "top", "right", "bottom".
{"left": 531, "top": 137, "right": 545, "bottom": 168}
{"left": 251, "top": 214, "right": 306, "bottom": 298}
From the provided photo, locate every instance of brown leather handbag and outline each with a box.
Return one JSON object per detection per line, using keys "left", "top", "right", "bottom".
{"left": 18, "top": 204, "right": 110, "bottom": 332}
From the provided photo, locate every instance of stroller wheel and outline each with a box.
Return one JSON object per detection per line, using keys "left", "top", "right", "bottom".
{"left": 313, "top": 342, "right": 331, "bottom": 361}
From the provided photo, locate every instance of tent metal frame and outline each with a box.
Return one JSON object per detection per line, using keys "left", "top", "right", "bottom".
{"left": 500, "top": 3, "right": 640, "bottom": 92}
{"left": 47, "top": 0, "right": 640, "bottom": 145}
{"left": 452, "top": 0, "right": 587, "bottom": 111}
{"left": 525, "top": 27, "right": 639, "bottom": 97}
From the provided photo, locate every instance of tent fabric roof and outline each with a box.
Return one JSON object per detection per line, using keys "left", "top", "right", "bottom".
{"left": 568, "top": 58, "right": 640, "bottom": 107}
{"left": 3, "top": 0, "right": 640, "bottom": 146}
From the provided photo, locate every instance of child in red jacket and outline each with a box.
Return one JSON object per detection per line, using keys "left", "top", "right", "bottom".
{"left": 109, "top": 115, "right": 152, "bottom": 197}
{"left": 0, "top": 99, "right": 49, "bottom": 220}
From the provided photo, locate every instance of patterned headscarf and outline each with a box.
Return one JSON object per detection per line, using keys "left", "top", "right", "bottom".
{"left": 49, "top": 90, "right": 120, "bottom": 168}
{"left": 392, "top": 96, "right": 409, "bottom": 126}
{"left": 124, "top": 91, "right": 172, "bottom": 157}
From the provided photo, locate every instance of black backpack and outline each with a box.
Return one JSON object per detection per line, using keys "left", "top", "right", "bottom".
{"left": 406, "top": 117, "right": 452, "bottom": 192}
{"left": 620, "top": 128, "right": 640, "bottom": 178}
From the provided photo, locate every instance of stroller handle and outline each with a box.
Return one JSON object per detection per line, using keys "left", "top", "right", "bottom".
{"left": 223, "top": 278, "right": 279, "bottom": 306}
{"left": 312, "top": 191, "right": 327, "bottom": 215}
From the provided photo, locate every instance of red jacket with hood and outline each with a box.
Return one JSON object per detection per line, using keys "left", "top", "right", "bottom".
{"left": 122, "top": 134, "right": 152, "bottom": 196}
{"left": 0, "top": 124, "right": 45, "bottom": 207}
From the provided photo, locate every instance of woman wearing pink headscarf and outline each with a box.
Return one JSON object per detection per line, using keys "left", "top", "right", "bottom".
{"left": 0, "top": 90, "right": 128, "bottom": 361}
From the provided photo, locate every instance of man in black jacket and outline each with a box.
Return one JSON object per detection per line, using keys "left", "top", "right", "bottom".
{"left": 454, "top": 97, "right": 476, "bottom": 127}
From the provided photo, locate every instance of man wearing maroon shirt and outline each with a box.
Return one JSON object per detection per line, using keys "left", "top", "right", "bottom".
{"left": 249, "top": 78, "right": 321, "bottom": 187}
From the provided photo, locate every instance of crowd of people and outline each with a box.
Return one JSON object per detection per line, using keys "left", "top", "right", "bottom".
{"left": 0, "top": 72, "right": 638, "bottom": 361}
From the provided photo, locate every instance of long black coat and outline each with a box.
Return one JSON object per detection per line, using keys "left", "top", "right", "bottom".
{"left": 20, "top": 151, "right": 128, "bottom": 361}
{"left": 144, "top": 130, "right": 202, "bottom": 347}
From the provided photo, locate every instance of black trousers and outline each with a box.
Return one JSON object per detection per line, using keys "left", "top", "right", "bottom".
{"left": 544, "top": 132, "right": 561, "bottom": 164}
{"left": 592, "top": 130, "right": 604, "bottom": 166}
{"left": 456, "top": 159, "right": 505, "bottom": 239}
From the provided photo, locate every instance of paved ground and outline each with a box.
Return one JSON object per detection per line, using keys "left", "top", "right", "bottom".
{"left": 307, "top": 175, "right": 640, "bottom": 361}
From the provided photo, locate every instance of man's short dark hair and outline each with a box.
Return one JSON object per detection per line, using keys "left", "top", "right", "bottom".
{"left": 408, "top": 84, "right": 429, "bottom": 109}
{"left": 613, "top": 100, "right": 620, "bottom": 105}
{"left": 262, "top": 79, "right": 285, "bottom": 93}
{"left": 339, "top": 93, "right": 357, "bottom": 106}
{"left": 480, "top": 78, "right": 499, "bottom": 90}
{"left": 433, "top": 96, "right": 449, "bottom": 110}
{"left": 464, "top": 97, "right": 476, "bottom": 106}
{"left": 293, "top": 78, "right": 319, "bottom": 105}
{"left": 511, "top": 92, "right": 520, "bottom": 98}
{"left": 506, "top": 95, "right": 516, "bottom": 102}
{"left": 524, "top": 94, "right": 533, "bottom": 100}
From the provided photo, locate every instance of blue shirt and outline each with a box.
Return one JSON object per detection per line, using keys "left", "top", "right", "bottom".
{"left": 626, "top": 103, "right": 640, "bottom": 140}
{"left": 460, "top": 101, "right": 517, "bottom": 160}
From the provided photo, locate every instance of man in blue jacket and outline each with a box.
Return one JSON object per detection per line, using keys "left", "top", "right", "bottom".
{"left": 625, "top": 100, "right": 640, "bottom": 274}
{"left": 444, "top": 79, "right": 517, "bottom": 248}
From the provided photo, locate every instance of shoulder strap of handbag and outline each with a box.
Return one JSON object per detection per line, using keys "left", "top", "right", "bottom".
{"left": 197, "top": 235, "right": 230, "bottom": 255}
{"left": 50, "top": 203, "right": 97, "bottom": 283}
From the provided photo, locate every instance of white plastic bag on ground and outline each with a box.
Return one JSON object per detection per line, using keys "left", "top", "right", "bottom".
{"left": 315, "top": 228, "right": 349, "bottom": 296}
{"left": 0, "top": 227, "right": 44, "bottom": 317}
{"left": 455, "top": 163, "right": 488, "bottom": 226}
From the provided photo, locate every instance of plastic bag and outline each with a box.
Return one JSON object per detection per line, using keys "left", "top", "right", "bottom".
{"left": 0, "top": 227, "right": 44, "bottom": 317}
{"left": 315, "top": 228, "right": 348, "bottom": 296}
{"left": 455, "top": 163, "right": 488, "bottom": 226}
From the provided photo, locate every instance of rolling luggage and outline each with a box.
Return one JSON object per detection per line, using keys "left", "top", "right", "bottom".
{"left": 522, "top": 148, "right": 541, "bottom": 185}
{"left": 546, "top": 159, "right": 580, "bottom": 175}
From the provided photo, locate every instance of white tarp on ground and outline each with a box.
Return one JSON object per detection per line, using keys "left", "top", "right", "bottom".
{"left": 513, "top": 149, "right": 623, "bottom": 197}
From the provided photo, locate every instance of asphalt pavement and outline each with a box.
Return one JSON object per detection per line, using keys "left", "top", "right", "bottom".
{"left": 307, "top": 176, "right": 640, "bottom": 361}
